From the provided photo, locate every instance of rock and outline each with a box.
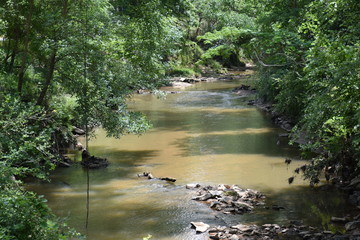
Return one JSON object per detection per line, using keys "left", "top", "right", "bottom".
{"left": 288, "top": 176, "right": 295, "bottom": 184}
{"left": 233, "top": 201, "right": 254, "bottom": 211}
{"left": 217, "top": 184, "right": 230, "bottom": 191}
{"left": 285, "top": 159, "right": 292, "bottom": 164}
{"left": 223, "top": 207, "right": 236, "bottom": 213}
{"left": 299, "top": 231, "right": 310, "bottom": 236}
{"left": 159, "top": 177, "right": 176, "bottom": 182}
{"left": 331, "top": 217, "right": 348, "bottom": 223}
{"left": 81, "top": 156, "right": 109, "bottom": 169}
{"left": 171, "top": 81, "right": 192, "bottom": 89}
{"left": 209, "top": 235, "right": 220, "bottom": 240}
{"left": 348, "top": 177, "right": 360, "bottom": 190}
{"left": 345, "top": 221, "right": 360, "bottom": 231}
{"left": 137, "top": 172, "right": 176, "bottom": 182}
{"left": 228, "top": 229, "right": 238, "bottom": 234}
{"left": 209, "top": 190, "right": 223, "bottom": 197}
{"left": 290, "top": 220, "right": 304, "bottom": 226}
{"left": 279, "top": 133, "right": 289, "bottom": 137}
{"left": 189, "top": 184, "right": 265, "bottom": 215}
{"left": 231, "top": 224, "right": 252, "bottom": 232}
{"left": 186, "top": 183, "right": 200, "bottom": 189}
{"left": 208, "top": 228, "right": 219, "bottom": 233}
{"left": 147, "top": 173, "right": 155, "bottom": 179}
{"left": 72, "top": 126, "right": 85, "bottom": 135}
{"left": 75, "top": 142, "right": 84, "bottom": 151}
{"left": 209, "top": 200, "right": 221, "bottom": 208}
{"left": 349, "top": 177, "right": 360, "bottom": 187}
{"left": 247, "top": 100, "right": 255, "bottom": 105}
{"left": 228, "top": 234, "right": 239, "bottom": 240}
{"left": 233, "top": 84, "right": 251, "bottom": 91}
{"left": 220, "top": 196, "right": 233, "bottom": 205}
{"left": 192, "top": 193, "right": 213, "bottom": 201}
{"left": 190, "top": 222, "right": 209, "bottom": 233}
{"left": 272, "top": 205, "right": 285, "bottom": 210}
{"left": 57, "top": 155, "right": 73, "bottom": 167}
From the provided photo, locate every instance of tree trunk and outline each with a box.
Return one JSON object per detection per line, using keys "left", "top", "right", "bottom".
{"left": 18, "top": 0, "right": 34, "bottom": 94}
{"left": 36, "top": 50, "right": 57, "bottom": 106}
{"left": 62, "top": 0, "right": 68, "bottom": 16}
{"left": 8, "top": 39, "right": 18, "bottom": 73}
{"left": 36, "top": 0, "right": 67, "bottom": 105}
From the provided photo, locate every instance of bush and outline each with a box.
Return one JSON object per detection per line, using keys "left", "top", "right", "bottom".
{"left": 167, "top": 66, "right": 197, "bottom": 77}
{"left": 0, "top": 163, "right": 82, "bottom": 240}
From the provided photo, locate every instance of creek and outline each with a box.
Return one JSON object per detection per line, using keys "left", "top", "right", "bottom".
{"left": 28, "top": 73, "right": 354, "bottom": 240}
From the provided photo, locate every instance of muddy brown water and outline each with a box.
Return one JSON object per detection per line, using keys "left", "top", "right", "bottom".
{"left": 28, "top": 75, "right": 354, "bottom": 239}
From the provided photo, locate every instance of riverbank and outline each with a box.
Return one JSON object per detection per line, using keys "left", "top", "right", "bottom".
{"left": 187, "top": 184, "right": 360, "bottom": 240}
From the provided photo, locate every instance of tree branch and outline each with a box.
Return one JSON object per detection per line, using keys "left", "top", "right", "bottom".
{"left": 253, "top": 50, "right": 286, "bottom": 67}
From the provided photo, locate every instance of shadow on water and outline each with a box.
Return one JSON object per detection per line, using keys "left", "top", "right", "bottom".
{"left": 140, "top": 107, "right": 274, "bottom": 130}
{"left": 88, "top": 148, "right": 160, "bottom": 167}
{"left": 234, "top": 185, "right": 358, "bottom": 232}
{"left": 173, "top": 131, "right": 300, "bottom": 158}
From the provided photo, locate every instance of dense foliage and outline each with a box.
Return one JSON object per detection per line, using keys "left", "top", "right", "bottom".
{"left": 0, "top": 0, "right": 187, "bottom": 238}
{"left": 250, "top": 0, "right": 360, "bottom": 184}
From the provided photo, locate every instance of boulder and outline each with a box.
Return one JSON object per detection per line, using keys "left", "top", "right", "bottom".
{"left": 190, "top": 222, "right": 210, "bottom": 233}
{"left": 345, "top": 221, "right": 360, "bottom": 231}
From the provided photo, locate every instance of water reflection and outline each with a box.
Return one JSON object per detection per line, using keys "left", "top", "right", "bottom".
{"left": 27, "top": 78, "right": 355, "bottom": 240}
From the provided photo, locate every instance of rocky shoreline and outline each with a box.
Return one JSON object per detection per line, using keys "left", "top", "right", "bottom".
{"left": 167, "top": 71, "right": 253, "bottom": 89}
{"left": 186, "top": 184, "right": 360, "bottom": 240}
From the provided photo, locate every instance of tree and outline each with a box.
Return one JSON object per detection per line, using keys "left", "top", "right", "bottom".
{"left": 0, "top": 0, "right": 190, "bottom": 238}
{"left": 249, "top": 0, "right": 360, "bottom": 184}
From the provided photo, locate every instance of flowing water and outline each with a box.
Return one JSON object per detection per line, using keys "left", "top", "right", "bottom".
{"left": 28, "top": 74, "right": 354, "bottom": 240}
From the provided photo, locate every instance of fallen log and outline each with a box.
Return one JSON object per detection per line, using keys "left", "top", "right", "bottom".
{"left": 137, "top": 172, "right": 176, "bottom": 182}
